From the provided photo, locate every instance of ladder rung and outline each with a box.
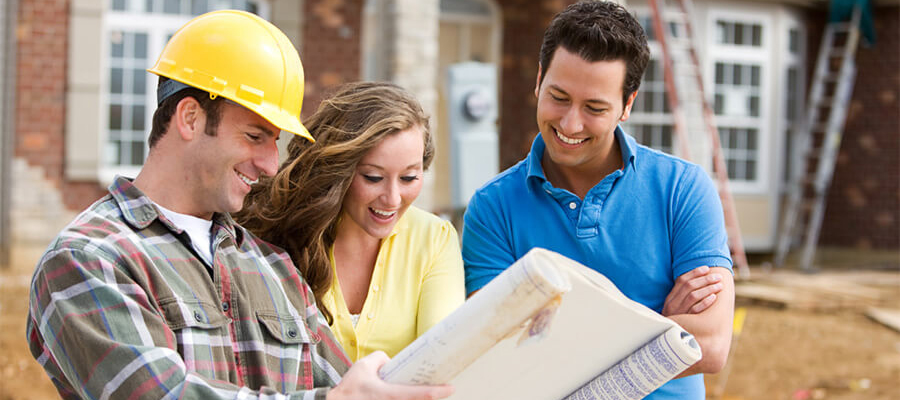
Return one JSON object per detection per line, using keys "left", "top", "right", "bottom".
{"left": 829, "top": 22, "right": 852, "bottom": 33}
{"left": 829, "top": 47, "right": 848, "bottom": 57}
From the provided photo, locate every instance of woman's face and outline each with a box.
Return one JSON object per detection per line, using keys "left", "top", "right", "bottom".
{"left": 340, "top": 126, "right": 425, "bottom": 240}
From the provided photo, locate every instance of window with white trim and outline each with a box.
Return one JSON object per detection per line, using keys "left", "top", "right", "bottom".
{"left": 103, "top": 0, "right": 268, "bottom": 181}
{"left": 709, "top": 12, "right": 770, "bottom": 190}
{"left": 626, "top": 16, "right": 675, "bottom": 155}
{"left": 782, "top": 24, "right": 806, "bottom": 185}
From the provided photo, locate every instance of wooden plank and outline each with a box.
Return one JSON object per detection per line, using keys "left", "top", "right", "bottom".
{"left": 865, "top": 308, "right": 900, "bottom": 333}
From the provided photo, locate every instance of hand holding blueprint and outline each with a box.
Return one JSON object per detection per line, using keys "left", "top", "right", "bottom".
{"left": 380, "top": 248, "right": 702, "bottom": 400}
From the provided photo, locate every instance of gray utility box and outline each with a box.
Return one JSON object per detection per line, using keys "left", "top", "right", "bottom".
{"left": 446, "top": 62, "right": 498, "bottom": 209}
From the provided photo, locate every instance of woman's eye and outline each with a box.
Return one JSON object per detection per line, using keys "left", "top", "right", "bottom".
{"left": 401, "top": 175, "right": 420, "bottom": 182}
{"left": 363, "top": 175, "right": 383, "bottom": 183}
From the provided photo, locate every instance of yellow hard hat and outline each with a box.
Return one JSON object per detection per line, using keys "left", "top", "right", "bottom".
{"left": 148, "top": 10, "right": 312, "bottom": 141}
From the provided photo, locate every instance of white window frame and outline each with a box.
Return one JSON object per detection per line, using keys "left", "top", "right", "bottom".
{"left": 100, "top": 1, "right": 271, "bottom": 183}
{"left": 707, "top": 9, "right": 773, "bottom": 194}
{"left": 624, "top": 10, "right": 676, "bottom": 156}
{"left": 779, "top": 17, "right": 806, "bottom": 189}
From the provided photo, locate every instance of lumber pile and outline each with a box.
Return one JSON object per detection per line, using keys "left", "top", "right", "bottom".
{"left": 734, "top": 271, "right": 896, "bottom": 312}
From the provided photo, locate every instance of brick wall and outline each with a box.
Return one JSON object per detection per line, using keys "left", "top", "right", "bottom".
{"left": 495, "top": 0, "right": 576, "bottom": 169}
{"left": 16, "top": 0, "right": 106, "bottom": 212}
{"left": 819, "top": 5, "right": 900, "bottom": 250}
{"left": 300, "top": 0, "right": 364, "bottom": 117}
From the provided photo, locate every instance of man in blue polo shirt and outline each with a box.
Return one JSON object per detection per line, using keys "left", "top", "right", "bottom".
{"left": 461, "top": 1, "right": 735, "bottom": 399}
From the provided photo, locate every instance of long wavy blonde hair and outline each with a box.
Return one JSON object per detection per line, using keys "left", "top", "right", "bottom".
{"left": 236, "top": 82, "right": 433, "bottom": 323}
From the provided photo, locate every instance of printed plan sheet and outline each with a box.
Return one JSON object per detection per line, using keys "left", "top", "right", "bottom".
{"left": 379, "top": 248, "right": 702, "bottom": 400}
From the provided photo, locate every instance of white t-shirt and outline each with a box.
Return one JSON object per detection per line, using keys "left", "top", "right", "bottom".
{"left": 154, "top": 202, "right": 214, "bottom": 265}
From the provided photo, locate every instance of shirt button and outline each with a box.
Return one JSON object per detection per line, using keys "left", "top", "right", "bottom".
{"left": 349, "top": 340, "right": 357, "bottom": 347}
{"left": 372, "top": 285, "right": 379, "bottom": 293}
{"left": 569, "top": 202, "right": 577, "bottom": 210}
{"left": 221, "top": 302, "right": 229, "bottom": 312}
{"left": 193, "top": 311, "right": 203, "bottom": 322}
{"left": 287, "top": 329, "right": 298, "bottom": 338}
{"left": 367, "top": 312, "right": 375, "bottom": 319}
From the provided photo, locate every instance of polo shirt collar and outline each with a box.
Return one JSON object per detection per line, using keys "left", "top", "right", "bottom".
{"left": 525, "top": 125, "right": 638, "bottom": 184}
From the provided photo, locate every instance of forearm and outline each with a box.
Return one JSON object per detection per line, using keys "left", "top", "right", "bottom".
{"left": 667, "top": 267, "right": 735, "bottom": 377}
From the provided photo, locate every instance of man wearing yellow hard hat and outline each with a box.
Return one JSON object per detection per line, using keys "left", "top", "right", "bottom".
{"left": 25, "top": 10, "right": 452, "bottom": 400}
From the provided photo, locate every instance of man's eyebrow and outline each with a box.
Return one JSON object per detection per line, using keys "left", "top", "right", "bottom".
{"left": 548, "top": 84, "right": 612, "bottom": 106}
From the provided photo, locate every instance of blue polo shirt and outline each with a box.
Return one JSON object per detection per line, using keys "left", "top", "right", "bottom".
{"left": 461, "top": 127, "right": 732, "bottom": 399}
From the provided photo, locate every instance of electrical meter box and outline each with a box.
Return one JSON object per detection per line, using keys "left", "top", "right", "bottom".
{"left": 446, "top": 62, "right": 498, "bottom": 208}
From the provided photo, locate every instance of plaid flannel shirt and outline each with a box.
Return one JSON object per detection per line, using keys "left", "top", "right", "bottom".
{"left": 27, "top": 176, "right": 351, "bottom": 400}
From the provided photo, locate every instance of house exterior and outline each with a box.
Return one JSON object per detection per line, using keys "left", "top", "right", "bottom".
{"left": 1, "top": 0, "right": 896, "bottom": 268}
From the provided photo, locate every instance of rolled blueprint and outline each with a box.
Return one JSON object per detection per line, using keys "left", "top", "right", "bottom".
{"left": 563, "top": 326, "right": 702, "bottom": 400}
{"left": 380, "top": 248, "right": 572, "bottom": 384}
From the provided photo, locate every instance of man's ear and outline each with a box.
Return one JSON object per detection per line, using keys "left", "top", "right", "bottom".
{"left": 173, "top": 96, "right": 204, "bottom": 141}
{"left": 534, "top": 63, "right": 543, "bottom": 99}
{"left": 620, "top": 90, "right": 639, "bottom": 122}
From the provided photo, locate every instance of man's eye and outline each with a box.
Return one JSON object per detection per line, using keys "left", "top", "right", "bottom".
{"left": 246, "top": 133, "right": 261, "bottom": 141}
{"left": 587, "top": 107, "right": 606, "bottom": 113}
{"left": 363, "top": 175, "right": 383, "bottom": 183}
{"left": 550, "top": 94, "right": 566, "bottom": 102}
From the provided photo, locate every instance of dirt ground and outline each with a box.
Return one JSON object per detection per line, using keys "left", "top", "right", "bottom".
{"left": 1, "top": 255, "right": 898, "bottom": 400}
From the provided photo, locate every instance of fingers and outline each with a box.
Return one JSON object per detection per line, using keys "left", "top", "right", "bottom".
{"left": 690, "top": 293, "right": 717, "bottom": 314}
{"left": 664, "top": 266, "right": 724, "bottom": 316}
{"left": 332, "top": 351, "right": 454, "bottom": 400}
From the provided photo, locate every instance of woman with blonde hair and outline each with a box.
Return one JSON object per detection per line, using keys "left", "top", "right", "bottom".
{"left": 238, "top": 81, "right": 464, "bottom": 360}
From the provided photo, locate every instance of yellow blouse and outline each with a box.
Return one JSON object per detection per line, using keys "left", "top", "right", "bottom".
{"left": 321, "top": 206, "right": 465, "bottom": 361}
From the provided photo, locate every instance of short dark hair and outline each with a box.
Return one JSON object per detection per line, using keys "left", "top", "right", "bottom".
{"left": 539, "top": 0, "right": 650, "bottom": 107}
{"left": 148, "top": 77, "right": 225, "bottom": 148}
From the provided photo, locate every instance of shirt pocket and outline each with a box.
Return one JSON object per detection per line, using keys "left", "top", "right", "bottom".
{"left": 255, "top": 311, "right": 320, "bottom": 389}
{"left": 158, "top": 298, "right": 231, "bottom": 379}
{"left": 256, "top": 311, "right": 320, "bottom": 345}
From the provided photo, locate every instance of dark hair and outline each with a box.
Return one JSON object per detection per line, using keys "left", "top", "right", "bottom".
{"left": 236, "top": 81, "right": 432, "bottom": 324}
{"left": 148, "top": 77, "right": 225, "bottom": 148}
{"left": 539, "top": 0, "right": 650, "bottom": 107}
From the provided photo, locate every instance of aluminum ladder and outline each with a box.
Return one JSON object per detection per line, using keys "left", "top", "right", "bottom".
{"left": 774, "top": 5, "right": 861, "bottom": 270}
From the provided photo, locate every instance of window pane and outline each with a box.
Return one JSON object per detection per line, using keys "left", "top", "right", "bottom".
{"left": 110, "top": 68, "right": 124, "bottom": 94}
{"left": 715, "top": 63, "right": 724, "bottom": 84}
{"left": 164, "top": 0, "right": 180, "bottom": 14}
{"left": 111, "top": 31, "right": 124, "bottom": 57}
{"left": 109, "top": 104, "right": 123, "bottom": 130}
{"left": 733, "top": 64, "right": 742, "bottom": 85}
{"left": 749, "top": 95, "right": 759, "bottom": 117}
{"left": 112, "top": 0, "right": 127, "bottom": 10}
{"left": 646, "top": 91, "right": 655, "bottom": 112}
{"left": 714, "top": 94, "right": 724, "bottom": 114}
{"left": 716, "top": 21, "right": 727, "bottom": 44}
{"left": 131, "top": 141, "right": 145, "bottom": 165}
{"left": 193, "top": 0, "right": 210, "bottom": 14}
{"left": 132, "top": 105, "right": 145, "bottom": 130}
{"left": 747, "top": 129, "right": 757, "bottom": 150}
{"left": 789, "top": 29, "right": 799, "bottom": 53}
{"left": 727, "top": 159, "right": 737, "bottom": 179}
{"left": 752, "top": 24, "right": 762, "bottom": 46}
{"left": 132, "top": 69, "right": 146, "bottom": 94}
{"left": 734, "top": 23, "right": 744, "bottom": 45}
{"left": 134, "top": 33, "right": 148, "bottom": 59}
{"left": 751, "top": 66, "right": 760, "bottom": 87}
{"left": 787, "top": 68, "right": 798, "bottom": 121}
